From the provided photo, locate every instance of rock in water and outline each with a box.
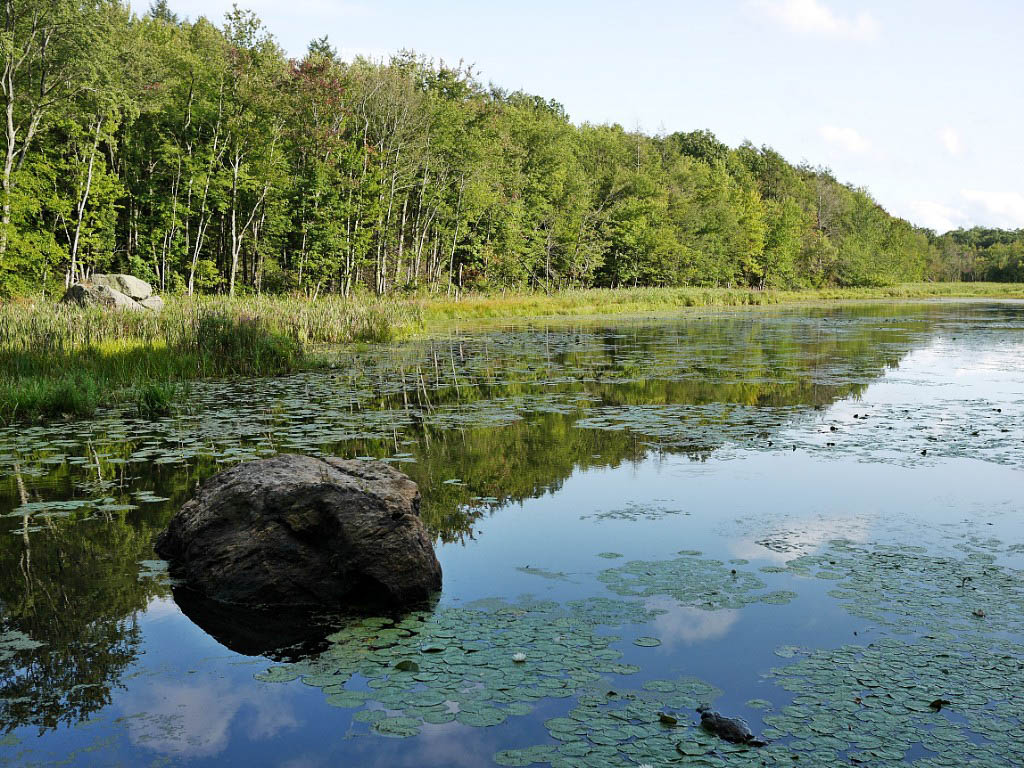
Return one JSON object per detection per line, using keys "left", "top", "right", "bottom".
{"left": 699, "top": 710, "right": 759, "bottom": 744}
{"left": 155, "top": 455, "right": 442, "bottom": 609}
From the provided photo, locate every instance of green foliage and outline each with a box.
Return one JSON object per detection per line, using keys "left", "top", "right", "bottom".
{"left": 0, "top": 3, "right": 997, "bottom": 299}
{"left": 183, "top": 309, "right": 302, "bottom": 376}
{"left": 0, "top": 375, "right": 100, "bottom": 420}
{"left": 929, "top": 227, "right": 1024, "bottom": 282}
{"left": 131, "top": 381, "right": 174, "bottom": 419}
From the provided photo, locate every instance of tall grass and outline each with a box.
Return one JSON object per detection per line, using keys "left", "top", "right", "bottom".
{"left": 412, "top": 282, "right": 1024, "bottom": 324}
{"left": 0, "top": 295, "right": 421, "bottom": 422}
{"left": 1, "top": 283, "right": 1020, "bottom": 422}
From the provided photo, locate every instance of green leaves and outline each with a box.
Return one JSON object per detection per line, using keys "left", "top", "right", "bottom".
{"left": 598, "top": 554, "right": 794, "bottom": 610}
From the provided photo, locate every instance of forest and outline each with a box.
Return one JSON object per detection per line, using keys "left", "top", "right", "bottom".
{"left": 2, "top": 0, "right": 1022, "bottom": 299}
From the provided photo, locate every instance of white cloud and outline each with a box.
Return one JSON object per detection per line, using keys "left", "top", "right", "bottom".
{"left": 754, "top": 0, "right": 880, "bottom": 41}
{"left": 940, "top": 127, "right": 963, "bottom": 156}
{"left": 909, "top": 200, "right": 967, "bottom": 233}
{"left": 961, "top": 189, "right": 1024, "bottom": 229}
{"left": 819, "top": 124, "right": 871, "bottom": 154}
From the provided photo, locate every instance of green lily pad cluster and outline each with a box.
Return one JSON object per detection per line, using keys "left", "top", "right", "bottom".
{"left": 254, "top": 597, "right": 657, "bottom": 739}
{"left": 251, "top": 552, "right": 797, "bottom": 750}
{"left": 743, "top": 539, "right": 1024, "bottom": 766}
{"left": 581, "top": 501, "right": 687, "bottom": 522}
{"left": 0, "top": 630, "right": 44, "bottom": 663}
{"left": 572, "top": 394, "right": 1024, "bottom": 468}
{"left": 494, "top": 677, "right": 733, "bottom": 767}
{"left": 598, "top": 552, "right": 797, "bottom": 610}
{"left": 785, "top": 539, "right": 1024, "bottom": 636}
{"left": 765, "top": 636, "right": 1024, "bottom": 766}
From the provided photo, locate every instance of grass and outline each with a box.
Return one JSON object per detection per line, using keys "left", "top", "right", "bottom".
{"left": 0, "top": 296, "right": 419, "bottom": 422}
{"left": 132, "top": 381, "right": 175, "bottom": 420}
{"left": 410, "top": 282, "right": 1024, "bottom": 324}
{"left": 1, "top": 283, "right": 1020, "bottom": 422}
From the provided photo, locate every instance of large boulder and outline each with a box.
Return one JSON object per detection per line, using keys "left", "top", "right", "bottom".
{"left": 155, "top": 455, "right": 443, "bottom": 609}
{"left": 62, "top": 282, "right": 144, "bottom": 311}
{"left": 89, "top": 273, "right": 153, "bottom": 300}
{"left": 138, "top": 295, "right": 164, "bottom": 311}
{"left": 61, "top": 274, "right": 163, "bottom": 311}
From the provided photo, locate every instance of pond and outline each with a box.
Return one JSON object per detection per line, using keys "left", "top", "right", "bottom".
{"left": 1, "top": 300, "right": 1023, "bottom": 767}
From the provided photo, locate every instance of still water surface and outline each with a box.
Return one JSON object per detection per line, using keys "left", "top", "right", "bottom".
{"left": 1, "top": 301, "right": 1023, "bottom": 766}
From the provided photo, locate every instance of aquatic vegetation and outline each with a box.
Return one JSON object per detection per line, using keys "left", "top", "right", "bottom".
{"left": 582, "top": 501, "right": 687, "bottom": 522}
{"left": 574, "top": 395, "right": 1024, "bottom": 468}
{"left": 3, "top": 304, "right": 1024, "bottom": 764}
{"left": 751, "top": 540, "right": 1024, "bottom": 765}
{"left": 785, "top": 539, "right": 1024, "bottom": 636}
{"left": 598, "top": 553, "right": 797, "bottom": 610}
{"left": 490, "top": 540, "right": 1024, "bottom": 766}
{"left": 131, "top": 382, "right": 174, "bottom": 419}
{"left": 0, "top": 630, "right": 44, "bottom": 662}
{"left": 765, "top": 635, "right": 1024, "bottom": 765}
{"left": 254, "top": 596, "right": 659, "bottom": 739}
{"left": 251, "top": 553, "right": 792, "bottom": 751}
{"left": 493, "top": 677, "right": 728, "bottom": 767}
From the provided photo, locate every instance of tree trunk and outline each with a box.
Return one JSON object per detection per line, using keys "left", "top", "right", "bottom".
{"left": 68, "top": 115, "right": 104, "bottom": 286}
{"left": 447, "top": 177, "right": 465, "bottom": 297}
{"left": 394, "top": 193, "right": 408, "bottom": 288}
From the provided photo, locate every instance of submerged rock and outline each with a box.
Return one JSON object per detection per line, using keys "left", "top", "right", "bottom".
{"left": 155, "top": 455, "right": 442, "bottom": 609}
{"left": 698, "top": 708, "right": 763, "bottom": 745}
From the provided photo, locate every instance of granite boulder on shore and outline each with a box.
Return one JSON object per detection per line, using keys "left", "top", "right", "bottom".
{"left": 61, "top": 273, "right": 164, "bottom": 311}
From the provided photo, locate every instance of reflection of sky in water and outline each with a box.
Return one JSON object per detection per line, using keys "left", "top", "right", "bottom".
{"left": 120, "top": 677, "right": 299, "bottom": 756}
{"left": 645, "top": 599, "right": 741, "bottom": 646}
{"left": 3, "top": 302, "right": 1024, "bottom": 765}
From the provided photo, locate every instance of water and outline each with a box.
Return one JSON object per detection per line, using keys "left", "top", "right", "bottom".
{"left": 1, "top": 301, "right": 1023, "bottom": 766}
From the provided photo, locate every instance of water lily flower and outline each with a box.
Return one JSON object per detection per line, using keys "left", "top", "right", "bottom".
{"left": 512, "top": 652, "right": 527, "bottom": 663}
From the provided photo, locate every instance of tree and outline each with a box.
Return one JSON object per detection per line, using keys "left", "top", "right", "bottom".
{"left": 0, "top": 0, "right": 117, "bottom": 290}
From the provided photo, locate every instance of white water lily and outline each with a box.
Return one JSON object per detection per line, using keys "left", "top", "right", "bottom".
{"left": 512, "top": 652, "right": 527, "bottom": 663}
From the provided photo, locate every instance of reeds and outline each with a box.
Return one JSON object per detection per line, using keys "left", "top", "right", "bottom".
{"left": 1, "top": 283, "right": 1019, "bottom": 422}
{"left": 0, "top": 295, "right": 421, "bottom": 421}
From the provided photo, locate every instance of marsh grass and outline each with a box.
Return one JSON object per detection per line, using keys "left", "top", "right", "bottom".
{"left": 0, "top": 283, "right": 1020, "bottom": 422}
{"left": 0, "top": 296, "right": 420, "bottom": 421}
{"left": 413, "top": 282, "right": 1024, "bottom": 324}
{"left": 131, "top": 382, "right": 175, "bottom": 420}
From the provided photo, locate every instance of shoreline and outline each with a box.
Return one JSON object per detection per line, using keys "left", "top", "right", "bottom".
{"left": 2, "top": 283, "right": 1022, "bottom": 422}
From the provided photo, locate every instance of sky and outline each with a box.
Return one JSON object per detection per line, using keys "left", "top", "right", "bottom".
{"left": 137, "top": 0, "right": 1024, "bottom": 233}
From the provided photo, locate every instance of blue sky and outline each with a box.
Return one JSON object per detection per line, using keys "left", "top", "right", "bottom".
{"left": 140, "top": 0, "right": 1023, "bottom": 232}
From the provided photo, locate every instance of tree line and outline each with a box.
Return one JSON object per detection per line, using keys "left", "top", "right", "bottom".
{"left": 1, "top": 0, "right": 1020, "bottom": 298}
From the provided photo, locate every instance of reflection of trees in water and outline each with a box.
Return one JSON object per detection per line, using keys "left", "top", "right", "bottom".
{"left": 346, "top": 312, "right": 927, "bottom": 541}
{"left": 0, "top": 306, "right": 947, "bottom": 730}
{"left": 0, "top": 466, "right": 179, "bottom": 733}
